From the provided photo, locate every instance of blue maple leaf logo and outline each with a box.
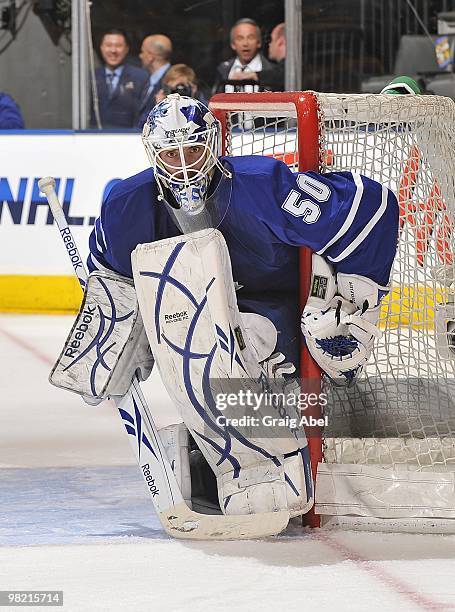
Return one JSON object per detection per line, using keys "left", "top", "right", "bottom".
{"left": 148, "top": 100, "right": 171, "bottom": 130}
{"left": 179, "top": 103, "right": 206, "bottom": 130}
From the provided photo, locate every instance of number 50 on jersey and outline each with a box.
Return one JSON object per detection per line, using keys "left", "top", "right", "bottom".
{"left": 282, "top": 175, "right": 331, "bottom": 224}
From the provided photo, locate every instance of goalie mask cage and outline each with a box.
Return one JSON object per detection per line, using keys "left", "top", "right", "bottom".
{"left": 210, "top": 91, "right": 455, "bottom": 532}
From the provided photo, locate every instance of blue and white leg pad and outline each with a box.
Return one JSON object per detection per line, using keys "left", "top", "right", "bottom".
{"left": 50, "top": 271, "right": 154, "bottom": 401}
{"left": 132, "top": 229, "right": 313, "bottom": 517}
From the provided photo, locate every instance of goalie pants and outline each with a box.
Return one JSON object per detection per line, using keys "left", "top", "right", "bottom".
{"left": 238, "top": 292, "right": 301, "bottom": 369}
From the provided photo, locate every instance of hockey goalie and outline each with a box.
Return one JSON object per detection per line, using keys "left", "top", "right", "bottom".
{"left": 49, "top": 93, "right": 399, "bottom": 535}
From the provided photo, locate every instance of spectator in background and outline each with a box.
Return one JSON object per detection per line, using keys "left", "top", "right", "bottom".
{"left": 212, "top": 18, "right": 277, "bottom": 94}
{"left": 92, "top": 28, "right": 148, "bottom": 129}
{"left": 0, "top": 92, "right": 24, "bottom": 129}
{"left": 257, "top": 22, "right": 286, "bottom": 91}
{"left": 155, "top": 64, "right": 208, "bottom": 107}
{"left": 135, "top": 34, "right": 172, "bottom": 128}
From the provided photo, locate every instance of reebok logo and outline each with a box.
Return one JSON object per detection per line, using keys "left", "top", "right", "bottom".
{"left": 164, "top": 311, "right": 189, "bottom": 323}
{"left": 164, "top": 126, "right": 191, "bottom": 138}
{"left": 64, "top": 305, "right": 96, "bottom": 358}
{"left": 60, "top": 227, "right": 83, "bottom": 271}
{"left": 141, "top": 463, "right": 159, "bottom": 497}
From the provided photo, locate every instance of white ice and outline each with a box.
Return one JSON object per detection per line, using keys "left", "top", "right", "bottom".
{"left": 1, "top": 314, "right": 455, "bottom": 612}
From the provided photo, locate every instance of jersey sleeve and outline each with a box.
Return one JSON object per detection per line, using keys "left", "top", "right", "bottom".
{"left": 87, "top": 196, "right": 123, "bottom": 276}
{"left": 87, "top": 176, "right": 180, "bottom": 278}
{"left": 262, "top": 162, "right": 399, "bottom": 286}
{"left": 87, "top": 181, "right": 144, "bottom": 277}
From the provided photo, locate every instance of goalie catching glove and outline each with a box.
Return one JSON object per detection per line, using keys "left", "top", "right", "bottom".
{"left": 301, "top": 254, "right": 387, "bottom": 385}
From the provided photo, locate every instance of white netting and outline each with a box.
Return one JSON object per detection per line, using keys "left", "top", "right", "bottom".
{"left": 225, "top": 114, "right": 300, "bottom": 171}
{"left": 220, "top": 93, "right": 455, "bottom": 473}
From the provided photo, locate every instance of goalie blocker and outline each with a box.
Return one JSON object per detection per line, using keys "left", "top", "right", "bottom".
{"left": 50, "top": 271, "right": 154, "bottom": 402}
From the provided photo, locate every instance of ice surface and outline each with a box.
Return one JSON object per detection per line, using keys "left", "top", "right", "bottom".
{"left": 1, "top": 314, "right": 455, "bottom": 612}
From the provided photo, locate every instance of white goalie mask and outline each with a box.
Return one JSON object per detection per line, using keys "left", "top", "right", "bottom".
{"left": 142, "top": 94, "right": 232, "bottom": 233}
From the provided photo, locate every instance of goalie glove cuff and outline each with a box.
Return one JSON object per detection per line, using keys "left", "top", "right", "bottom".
{"left": 337, "top": 272, "right": 389, "bottom": 310}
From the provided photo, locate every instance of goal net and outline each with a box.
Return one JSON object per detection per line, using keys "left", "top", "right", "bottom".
{"left": 210, "top": 91, "right": 455, "bottom": 530}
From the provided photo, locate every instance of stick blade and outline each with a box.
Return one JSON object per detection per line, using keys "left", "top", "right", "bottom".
{"left": 159, "top": 502, "right": 290, "bottom": 540}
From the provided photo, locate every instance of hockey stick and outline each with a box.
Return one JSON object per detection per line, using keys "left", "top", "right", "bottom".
{"left": 38, "top": 176, "right": 289, "bottom": 540}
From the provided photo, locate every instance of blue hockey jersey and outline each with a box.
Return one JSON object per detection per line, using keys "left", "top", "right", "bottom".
{"left": 88, "top": 155, "right": 399, "bottom": 365}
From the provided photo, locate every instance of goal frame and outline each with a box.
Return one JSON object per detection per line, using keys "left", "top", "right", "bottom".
{"left": 209, "top": 91, "right": 455, "bottom": 532}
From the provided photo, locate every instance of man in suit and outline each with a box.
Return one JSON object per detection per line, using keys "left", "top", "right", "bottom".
{"left": 92, "top": 29, "right": 148, "bottom": 129}
{"left": 257, "top": 22, "right": 286, "bottom": 91}
{"left": 135, "top": 34, "right": 172, "bottom": 129}
{"left": 213, "top": 18, "right": 280, "bottom": 94}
